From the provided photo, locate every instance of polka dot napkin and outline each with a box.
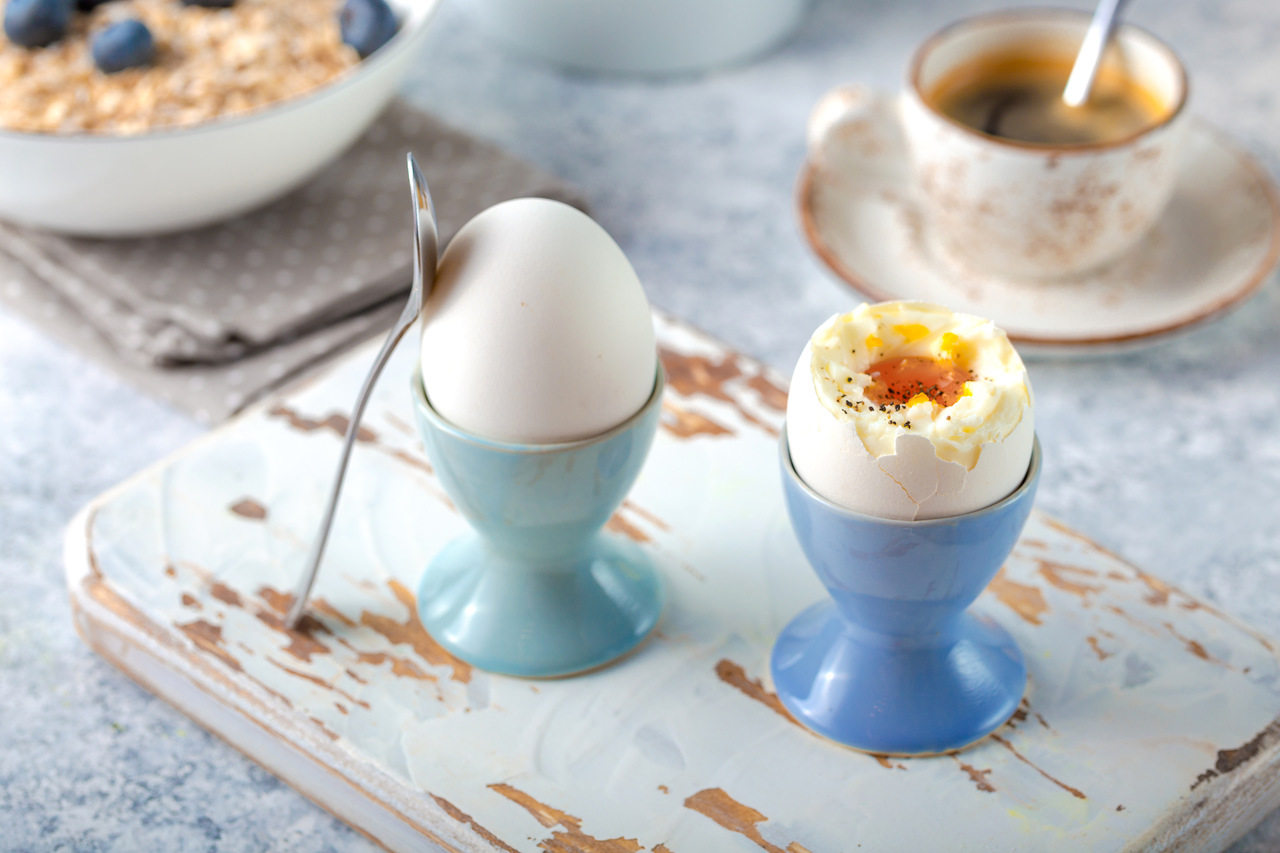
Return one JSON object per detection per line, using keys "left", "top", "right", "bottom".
{"left": 0, "top": 101, "right": 584, "bottom": 423}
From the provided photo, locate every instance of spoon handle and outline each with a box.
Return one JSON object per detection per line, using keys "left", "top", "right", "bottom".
{"left": 285, "top": 153, "right": 437, "bottom": 630}
{"left": 284, "top": 310, "right": 417, "bottom": 628}
{"left": 1063, "top": 0, "right": 1130, "bottom": 108}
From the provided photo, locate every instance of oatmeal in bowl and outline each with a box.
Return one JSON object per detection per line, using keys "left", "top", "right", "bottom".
{"left": 0, "top": 0, "right": 439, "bottom": 235}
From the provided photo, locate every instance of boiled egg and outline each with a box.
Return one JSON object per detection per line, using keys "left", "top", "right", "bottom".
{"left": 420, "top": 198, "right": 657, "bottom": 444}
{"left": 786, "top": 301, "right": 1033, "bottom": 520}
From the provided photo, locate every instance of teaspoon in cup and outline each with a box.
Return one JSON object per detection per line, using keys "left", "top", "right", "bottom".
{"left": 1063, "top": 0, "right": 1131, "bottom": 108}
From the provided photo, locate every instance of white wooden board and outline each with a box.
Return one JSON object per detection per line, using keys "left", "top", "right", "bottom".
{"left": 66, "top": 311, "right": 1280, "bottom": 852}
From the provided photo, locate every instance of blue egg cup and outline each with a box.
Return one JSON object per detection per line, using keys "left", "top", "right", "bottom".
{"left": 410, "top": 365, "right": 665, "bottom": 678}
{"left": 772, "top": 429, "right": 1042, "bottom": 755}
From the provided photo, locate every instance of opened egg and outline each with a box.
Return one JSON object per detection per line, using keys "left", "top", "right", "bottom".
{"left": 786, "top": 301, "right": 1034, "bottom": 521}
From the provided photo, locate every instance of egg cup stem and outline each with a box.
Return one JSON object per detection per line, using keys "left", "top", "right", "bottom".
{"left": 417, "top": 534, "right": 662, "bottom": 677}
{"left": 771, "top": 432, "right": 1041, "bottom": 755}
{"left": 410, "top": 365, "right": 666, "bottom": 678}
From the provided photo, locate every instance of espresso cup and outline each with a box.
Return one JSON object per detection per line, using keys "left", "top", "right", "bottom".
{"left": 902, "top": 10, "right": 1189, "bottom": 279}
{"left": 873, "top": 10, "right": 1188, "bottom": 280}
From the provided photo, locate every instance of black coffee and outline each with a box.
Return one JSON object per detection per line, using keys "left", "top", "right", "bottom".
{"left": 926, "top": 49, "right": 1167, "bottom": 145}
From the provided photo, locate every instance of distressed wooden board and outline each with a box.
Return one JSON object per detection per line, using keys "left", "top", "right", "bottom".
{"left": 65, "top": 310, "right": 1280, "bottom": 853}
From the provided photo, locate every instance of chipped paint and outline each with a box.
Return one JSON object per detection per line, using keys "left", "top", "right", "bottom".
{"left": 308, "top": 716, "right": 340, "bottom": 741}
{"left": 210, "top": 580, "right": 243, "bottom": 608}
{"left": 269, "top": 403, "right": 435, "bottom": 479}
{"left": 660, "top": 403, "right": 732, "bottom": 439}
{"left": 957, "top": 760, "right": 996, "bottom": 793}
{"left": 490, "top": 784, "right": 643, "bottom": 852}
{"left": 1100, "top": 604, "right": 1163, "bottom": 637}
{"left": 312, "top": 599, "right": 357, "bottom": 628}
{"left": 431, "top": 794, "right": 520, "bottom": 853}
{"left": 383, "top": 411, "right": 415, "bottom": 436}
{"left": 1087, "top": 636, "right": 1115, "bottom": 661}
{"left": 744, "top": 374, "right": 787, "bottom": 412}
{"left": 257, "top": 586, "right": 292, "bottom": 613}
{"left": 660, "top": 350, "right": 773, "bottom": 434}
{"left": 657, "top": 347, "right": 781, "bottom": 438}
{"left": 872, "top": 755, "right": 907, "bottom": 771}
{"left": 180, "top": 593, "right": 200, "bottom": 608}
{"left": 621, "top": 500, "right": 669, "bottom": 532}
{"left": 266, "top": 658, "right": 371, "bottom": 710}
{"left": 715, "top": 659, "right": 797, "bottom": 725}
{"left": 271, "top": 622, "right": 332, "bottom": 665}
{"left": 992, "top": 735, "right": 1086, "bottom": 800}
{"left": 1217, "top": 720, "right": 1280, "bottom": 775}
{"left": 684, "top": 788, "right": 801, "bottom": 853}
{"left": 354, "top": 651, "right": 434, "bottom": 682}
{"left": 1164, "top": 621, "right": 1225, "bottom": 666}
{"left": 659, "top": 347, "right": 744, "bottom": 404}
{"left": 360, "top": 580, "right": 472, "bottom": 684}
{"left": 986, "top": 568, "right": 1049, "bottom": 626}
{"left": 228, "top": 498, "right": 267, "bottom": 520}
{"left": 1036, "top": 560, "right": 1103, "bottom": 598}
{"left": 605, "top": 514, "right": 650, "bottom": 544}
{"left": 269, "top": 404, "right": 378, "bottom": 443}
{"left": 177, "top": 620, "right": 242, "bottom": 672}
{"left": 1191, "top": 720, "right": 1280, "bottom": 792}
{"left": 1137, "top": 572, "right": 1172, "bottom": 607}
{"left": 1191, "top": 768, "right": 1219, "bottom": 791}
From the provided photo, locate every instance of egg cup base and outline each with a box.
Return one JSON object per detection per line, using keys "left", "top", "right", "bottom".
{"left": 770, "top": 599, "right": 1026, "bottom": 755}
{"left": 416, "top": 532, "right": 664, "bottom": 679}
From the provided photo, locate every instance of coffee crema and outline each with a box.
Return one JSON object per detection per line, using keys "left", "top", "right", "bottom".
{"left": 924, "top": 48, "right": 1168, "bottom": 146}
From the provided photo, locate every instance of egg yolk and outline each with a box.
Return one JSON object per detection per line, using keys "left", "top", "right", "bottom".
{"left": 864, "top": 356, "right": 975, "bottom": 407}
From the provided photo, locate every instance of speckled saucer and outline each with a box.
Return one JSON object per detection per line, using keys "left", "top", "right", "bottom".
{"left": 799, "top": 96, "right": 1280, "bottom": 355}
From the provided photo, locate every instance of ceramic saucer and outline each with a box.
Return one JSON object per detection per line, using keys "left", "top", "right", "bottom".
{"left": 798, "top": 87, "right": 1280, "bottom": 355}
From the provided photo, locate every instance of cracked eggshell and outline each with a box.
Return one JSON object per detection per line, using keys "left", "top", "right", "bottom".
{"left": 786, "top": 346, "right": 1034, "bottom": 521}
{"left": 420, "top": 198, "right": 657, "bottom": 444}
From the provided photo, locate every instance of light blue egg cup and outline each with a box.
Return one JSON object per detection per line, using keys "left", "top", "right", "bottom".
{"left": 409, "top": 365, "right": 665, "bottom": 678}
{"left": 772, "top": 428, "right": 1041, "bottom": 755}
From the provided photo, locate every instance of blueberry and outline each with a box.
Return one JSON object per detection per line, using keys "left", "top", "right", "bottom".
{"left": 76, "top": 0, "right": 114, "bottom": 11}
{"left": 91, "top": 19, "right": 154, "bottom": 73}
{"left": 180, "top": 0, "right": 235, "bottom": 7}
{"left": 3, "top": 0, "right": 73, "bottom": 48}
{"left": 339, "top": 0, "right": 397, "bottom": 59}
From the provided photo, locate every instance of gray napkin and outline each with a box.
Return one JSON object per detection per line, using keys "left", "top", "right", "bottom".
{"left": 0, "top": 101, "right": 584, "bottom": 422}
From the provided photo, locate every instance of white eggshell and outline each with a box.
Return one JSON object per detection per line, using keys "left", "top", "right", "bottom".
{"left": 786, "top": 347, "right": 1034, "bottom": 521}
{"left": 420, "top": 199, "right": 656, "bottom": 444}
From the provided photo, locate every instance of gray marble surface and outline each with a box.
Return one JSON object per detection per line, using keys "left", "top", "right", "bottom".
{"left": 3, "top": 0, "right": 1279, "bottom": 849}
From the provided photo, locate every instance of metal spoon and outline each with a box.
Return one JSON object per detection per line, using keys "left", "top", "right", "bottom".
{"left": 285, "top": 152, "right": 439, "bottom": 630}
{"left": 1063, "top": 0, "right": 1131, "bottom": 108}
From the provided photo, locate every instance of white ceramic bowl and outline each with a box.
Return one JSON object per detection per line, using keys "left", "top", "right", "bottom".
{"left": 0, "top": 0, "right": 439, "bottom": 237}
{"left": 458, "top": 0, "right": 810, "bottom": 76}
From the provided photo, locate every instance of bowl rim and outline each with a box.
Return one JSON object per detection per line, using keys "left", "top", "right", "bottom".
{"left": 411, "top": 361, "right": 667, "bottom": 454}
{"left": 780, "top": 426, "right": 1042, "bottom": 527}
{"left": 0, "top": 0, "right": 440, "bottom": 144}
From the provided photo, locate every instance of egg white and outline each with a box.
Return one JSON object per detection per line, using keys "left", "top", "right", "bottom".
{"left": 786, "top": 301, "right": 1033, "bottom": 521}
